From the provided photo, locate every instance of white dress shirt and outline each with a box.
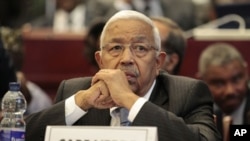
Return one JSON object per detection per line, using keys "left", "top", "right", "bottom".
{"left": 114, "top": 0, "right": 163, "bottom": 17}
{"left": 53, "top": 4, "right": 86, "bottom": 33}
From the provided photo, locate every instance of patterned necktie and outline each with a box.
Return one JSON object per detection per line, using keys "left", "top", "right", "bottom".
{"left": 119, "top": 107, "right": 130, "bottom": 126}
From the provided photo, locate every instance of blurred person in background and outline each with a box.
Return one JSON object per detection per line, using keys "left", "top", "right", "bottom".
{"left": 113, "top": 0, "right": 209, "bottom": 30}
{"left": 0, "top": 36, "right": 33, "bottom": 120}
{"left": 0, "top": 27, "right": 52, "bottom": 115}
{"left": 0, "top": 36, "right": 17, "bottom": 120}
{"left": 30, "top": 0, "right": 117, "bottom": 33}
{"left": 197, "top": 43, "right": 250, "bottom": 140}
{"left": 0, "top": 37, "right": 16, "bottom": 99}
{"left": 0, "top": 0, "right": 45, "bottom": 28}
{"left": 84, "top": 19, "right": 106, "bottom": 72}
{"left": 151, "top": 16, "right": 186, "bottom": 75}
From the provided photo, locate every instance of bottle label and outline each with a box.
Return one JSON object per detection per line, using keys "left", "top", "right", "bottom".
{"left": 0, "top": 128, "right": 25, "bottom": 141}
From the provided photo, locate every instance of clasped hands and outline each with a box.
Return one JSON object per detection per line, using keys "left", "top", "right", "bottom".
{"left": 75, "top": 69, "right": 139, "bottom": 111}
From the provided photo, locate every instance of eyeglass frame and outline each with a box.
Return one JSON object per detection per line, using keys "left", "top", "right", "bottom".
{"left": 101, "top": 42, "right": 160, "bottom": 57}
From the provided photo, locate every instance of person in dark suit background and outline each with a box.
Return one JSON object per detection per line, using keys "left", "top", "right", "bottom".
{"left": 151, "top": 16, "right": 186, "bottom": 75}
{"left": 25, "top": 10, "right": 221, "bottom": 141}
{"left": 197, "top": 43, "right": 250, "bottom": 140}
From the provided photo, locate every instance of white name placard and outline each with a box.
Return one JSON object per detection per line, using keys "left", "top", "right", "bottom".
{"left": 45, "top": 126, "right": 158, "bottom": 141}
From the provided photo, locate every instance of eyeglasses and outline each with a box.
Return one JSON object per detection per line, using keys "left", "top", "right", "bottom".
{"left": 102, "top": 43, "right": 158, "bottom": 57}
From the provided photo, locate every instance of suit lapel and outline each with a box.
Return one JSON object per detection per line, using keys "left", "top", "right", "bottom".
{"left": 149, "top": 73, "right": 169, "bottom": 107}
{"left": 76, "top": 109, "right": 111, "bottom": 126}
{"left": 243, "top": 88, "right": 250, "bottom": 124}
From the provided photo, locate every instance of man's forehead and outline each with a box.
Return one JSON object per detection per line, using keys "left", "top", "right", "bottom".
{"left": 101, "top": 19, "right": 156, "bottom": 45}
{"left": 106, "top": 20, "right": 152, "bottom": 33}
{"left": 106, "top": 19, "right": 152, "bottom": 29}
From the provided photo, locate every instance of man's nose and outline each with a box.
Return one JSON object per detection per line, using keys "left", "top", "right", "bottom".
{"left": 120, "top": 47, "right": 134, "bottom": 65}
{"left": 224, "top": 83, "right": 236, "bottom": 95}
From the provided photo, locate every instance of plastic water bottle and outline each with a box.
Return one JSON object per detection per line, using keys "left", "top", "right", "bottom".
{"left": 0, "top": 82, "right": 27, "bottom": 141}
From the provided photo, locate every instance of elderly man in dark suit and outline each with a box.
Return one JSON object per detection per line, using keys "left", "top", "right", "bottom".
{"left": 25, "top": 10, "right": 221, "bottom": 141}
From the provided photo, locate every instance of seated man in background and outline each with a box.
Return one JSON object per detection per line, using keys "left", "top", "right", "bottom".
{"left": 0, "top": 27, "right": 52, "bottom": 115}
{"left": 25, "top": 10, "right": 221, "bottom": 141}
{"left": 197, "top": 43, "right": 250, "bottom": 140}
{"left": 31, "top": 0, "right": 117, "bottom": 33}
{"left": 113, "top": 0, "right": 196, "bottom": 30}
{"left": 151, "top": 16, "right": 186, "bottom": 75}
{"left": 83, "top": 19, "right": 106, "bottom": 73}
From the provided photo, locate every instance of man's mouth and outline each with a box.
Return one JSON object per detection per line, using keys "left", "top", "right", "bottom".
{"left": 122, "top": 70, "right": 138, "bottom": 84}
{"left": 119, "top": 66, "right": 139, "bottom": 82}
{"left": 124, "top": 71, "right": 136, "bottom": 77}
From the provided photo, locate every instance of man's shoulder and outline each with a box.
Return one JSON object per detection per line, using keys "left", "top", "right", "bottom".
{"left": 159, "top": 71, "right": 199, "bottom": 84}
{"left": 62, "top": 77, "right": 92, "bottom": 88}
{"left": 56, "top": 77, "right": 92, "bottom": 99}
{"left": 65, "top": 77, "right": 92, "bottom": 83}
{"left": 158, "top": 71, "right": 207, "bottom": 92}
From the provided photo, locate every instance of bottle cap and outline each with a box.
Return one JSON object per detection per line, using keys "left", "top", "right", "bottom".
{"left": 9, "top": 82, "right": 21, "bottom": 91}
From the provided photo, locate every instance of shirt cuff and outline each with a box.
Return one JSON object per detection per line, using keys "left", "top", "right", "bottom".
{"left": 128, "top": 97, "right": 147, "bottom": 122}
{"left": 65, "top": 95, "right": 87, "bottom": 125}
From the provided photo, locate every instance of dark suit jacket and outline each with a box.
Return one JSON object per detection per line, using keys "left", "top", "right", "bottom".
{"left": 25, "top": 72, "right": 221, "bottom": 141}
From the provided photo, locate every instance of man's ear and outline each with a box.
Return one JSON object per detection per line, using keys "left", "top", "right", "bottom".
{"left": 95, "top": 51, "right": 103, "bottom": 69}
{"left": 156, "top": 51, "right": 166, "bottom": 71}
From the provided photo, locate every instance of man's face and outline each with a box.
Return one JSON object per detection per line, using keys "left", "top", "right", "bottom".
{"left": 203, "top": 60, "right": 248, "bottom": 114}
{"left": 96, "top": 19, "right": 165, "bottom": 96}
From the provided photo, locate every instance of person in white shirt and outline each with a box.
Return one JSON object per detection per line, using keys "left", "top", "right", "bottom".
{"left": 113, "top": 0, "right": 196, "bottom": 30}
{"left": 29, "top": 0, "right": 117, "bottom": 33}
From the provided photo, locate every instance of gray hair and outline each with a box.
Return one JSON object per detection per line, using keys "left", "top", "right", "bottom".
{"left": 99, "top": 10, "right": 161, "bottom": 54}
{"left": 198, "top": 43, "right": 246, "bottom": 76}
